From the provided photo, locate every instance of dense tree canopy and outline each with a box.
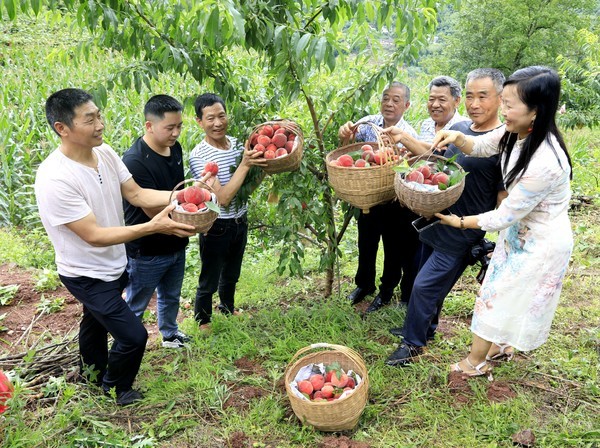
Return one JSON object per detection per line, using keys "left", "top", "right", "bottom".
{"left": 422, "top": 0, "right": 597, "bottom": 78}
{"left": 1, "top": 0, "right": 445, "bottom": 294}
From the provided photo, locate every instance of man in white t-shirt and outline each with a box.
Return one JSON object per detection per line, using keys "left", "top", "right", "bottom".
{"left": 35, "top": 89, "right": 196, "bottom": 406}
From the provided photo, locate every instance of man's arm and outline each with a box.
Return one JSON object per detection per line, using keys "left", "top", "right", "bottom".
{"left": 215, "top": 143, "right": 267, "bottom": 207}
{"left": 65, "top": 205, "right": 196, "bottom": 247}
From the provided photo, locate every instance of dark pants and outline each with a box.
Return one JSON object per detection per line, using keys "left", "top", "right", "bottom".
{"left": 402, "top": 244, "right": 469, "bottom": 347}
{"left": 59, "top": 272, "right": 148, "bottom": 393}
{"left": 194, "top": 217, "right": 248, "bottom": 325}
{"left": 355, "top": 201, "right": 420, "bottom": 302}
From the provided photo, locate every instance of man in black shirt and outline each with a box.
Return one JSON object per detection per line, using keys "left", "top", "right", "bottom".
{"left": 385, "top": 69, "right": 507, "bottom": 366}
{"left": 123, "top": 95, "right": 190, "bottom": 348}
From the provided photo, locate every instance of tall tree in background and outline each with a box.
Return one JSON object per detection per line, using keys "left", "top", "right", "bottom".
{"left": 421, "top": 0, "right": 597, "bottom": 79}
{"left": 1, "top": 0, "right": 443, "bottom": 295}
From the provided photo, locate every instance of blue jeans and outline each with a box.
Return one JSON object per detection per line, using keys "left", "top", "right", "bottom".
{"left": 125, "top": 249, "right": 186, "bottom": 339}
{"left": 60, "top": 272, "right": 147, "bottom": 393}
{"left": 194, "top": 217, "right": 248, "bottom": 325}
{"left": 402, "top": 244, "right": 469, "bottom": 347}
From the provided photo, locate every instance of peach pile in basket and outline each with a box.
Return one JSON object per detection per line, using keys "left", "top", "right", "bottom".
{"left": 330, "top": 144, "right": 399, "bottom": 168}
{"left": 250, "top": 124, "right": 298, "bottom": 160}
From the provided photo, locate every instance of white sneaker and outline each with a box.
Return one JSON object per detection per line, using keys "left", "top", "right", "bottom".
{"left": 162, "top": 331, "right": 190, "bottom": 349}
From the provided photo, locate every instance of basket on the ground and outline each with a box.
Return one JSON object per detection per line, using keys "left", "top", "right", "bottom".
{"left": 326, "top": 122, "right": 405, "bottom": 213}
{"left": 248, "top": 119, "right": 304, "bottom": 174}
{"left": 394, "top": 154, "right": 466, "bottom": 219}
{"left": 169, "top": 178, "right": 219, "bottom": 234}
{"left": 284, "top": 343, "right": 369, "bottom": 432}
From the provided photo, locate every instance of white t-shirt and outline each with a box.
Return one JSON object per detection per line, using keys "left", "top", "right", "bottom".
{"left": 35, "top": 144, "right": 132, "bottom": 281}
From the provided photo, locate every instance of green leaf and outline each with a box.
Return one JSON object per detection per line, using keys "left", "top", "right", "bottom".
{"left": 392, "top": 159, "right": 411, "bottom": 174}
{"left": 205, "top": 201, "right": 220, "bottom": 214}
{"left": 296, "top": 33, "right": 311, "bottom": 58}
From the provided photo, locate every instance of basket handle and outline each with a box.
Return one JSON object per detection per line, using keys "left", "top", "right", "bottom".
{"left": 288, "top": 343, "right": 365, "bottom": 369}
{"left": 343, "top": 121, "right": 401, "bottom": 159}
{"left": 168, "top": 178, "right": 216, "bottom": 204}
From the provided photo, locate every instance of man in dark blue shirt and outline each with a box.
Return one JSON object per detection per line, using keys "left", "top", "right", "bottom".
{"left": 385, "top": 69, "right": 507, "bottom": 366}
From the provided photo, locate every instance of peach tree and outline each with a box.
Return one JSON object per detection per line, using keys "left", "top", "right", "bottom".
{"left": 3, "top": 0, "right": 443, "bottom": 295}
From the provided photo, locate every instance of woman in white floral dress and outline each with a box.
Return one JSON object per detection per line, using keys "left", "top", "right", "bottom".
{"left": 389, "top": 66, "right": 573, "bottom": 376}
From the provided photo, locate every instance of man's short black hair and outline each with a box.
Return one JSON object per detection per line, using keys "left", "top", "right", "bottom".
{"left": 428, "top": 76, "right": 462, "bottom": 99}
{"left": 387, "top": 81, "right": 411, "bottom": 102}
{"left": 45, "top": 88, "right": 94, "bottom": 136}
{"left": 194, "top": 93, "right": 226, "bottom": 119}
{"left": 144, "top": 94, "right": 183, "bottom": 120}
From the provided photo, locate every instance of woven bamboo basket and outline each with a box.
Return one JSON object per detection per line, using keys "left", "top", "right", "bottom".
{"left": 326, "top": 122, "right": 404, "bottom": 213}
{"left": 284, "top": 343, "right": 369, "bottom": 432}
{"left": 394, "top": 154, "right": 466, "bottom": 219}
{"left": 169, "top": 178, "right": 219, "bottom": 234}
{"left": 249, "top": 119, "right": 304, "bottom": 174}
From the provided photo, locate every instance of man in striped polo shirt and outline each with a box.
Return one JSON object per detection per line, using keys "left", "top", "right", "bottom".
{"left": 189, "top": 93, "right": 266, "bottom": 330}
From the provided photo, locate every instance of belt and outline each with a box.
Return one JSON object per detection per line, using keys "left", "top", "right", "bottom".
{"left": 216, "top": 214, "right": 247, "bottom": 225}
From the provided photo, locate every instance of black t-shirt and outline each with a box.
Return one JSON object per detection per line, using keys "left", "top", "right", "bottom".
{"left": 123, "top": 137, "right": 188, "bottom": 257}
{"left": 420, "top": 121, "right": 503, "bottom": 256}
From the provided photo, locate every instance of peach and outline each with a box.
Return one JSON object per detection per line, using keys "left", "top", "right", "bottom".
{"left": 337, "top": 154, "right": 354, "bottom": 167}
{"left": 373, "top": 152, "right": 386, "bottom": 165}
{"left": 182, "top": 202, "right": 198, "bottom": 212}
{"left": 320, "top": 384, "right": 334, "bottom": 399}
{"left": 361, "top": 144, "right": 373, "bottom": 152}
{"left": 176, "top": 189, "right": 186, "bottom": 204}
{"left": 266, "top": 143, "right": 278, "bottom": 153}
{"left": 203, "top": 161, "right": 219, "bottom": 176}
{"left": 274, "top": 127, "right": 288, "bottom": 135}
{"left": 285, "top": 140, "right": 295, "bottom": 153}
{"left": 288, "top": 133, "right": 296, "bottom": 141}
{"left": 257, "top": 135, "right": 271, "bottom": 147}
{"left": 272, "top": 124, "right": 280, "bottom": 131}
{"left": 417, "top": 165, "right": 431, "bottom": 179}
{"left": 259, "top": 125, "right": 274, "bottom": 138}
{"left": 431, "top": 172, "right": 449, "bottom": 186}
{"left": 254, "top": 143, "right": 266, "bottom": 154}
{"left": 309, "top": 374, "right": 325, "bottom": 391}
{"left": 184, "top": 186, "right": 204, "bottom": 205}
{"left": 297, "top": 380, "right": 313, "bottom": 395}
{"left": 275, "top": 148, "right": 287, "bottom": 158}
{"left": 354, "top": 158, "right": 367, "bottom": 168}
{"left": 330, "top": 371, "right": 348, "bottom": 388}
{"left": 200, "top": 188, "right": 212, "bottom": 202}
{"left": 361, "top": 150, "right": 375, "bottom": 163}
{"left": 346, "top": 377, "right": 356, "bottom": 389}
{"left": 329, "top": 160, "right": 339, "bottom": 166}
{"left": 264, "top": 150, "right": 276, "bottom": 159}
{"left": 406, "top": 170, "right": 425, "bottom": 183}
{"left": 272, "top": 133, "right": 287, "bottom": 148}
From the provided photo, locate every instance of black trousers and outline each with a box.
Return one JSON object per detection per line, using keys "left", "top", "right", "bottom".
{"left": 194, "top": 217, "right": 248, "bottom": 325}
{"left": 60, "top": 272, "right": 148, "bottom": 393}
{"left": 354, "top": 201, "right": 420, "bottom": 302}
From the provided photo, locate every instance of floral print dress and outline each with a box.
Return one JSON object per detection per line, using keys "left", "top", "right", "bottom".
{"left": 469, "top": 128, "right": 573, "bottom": 351}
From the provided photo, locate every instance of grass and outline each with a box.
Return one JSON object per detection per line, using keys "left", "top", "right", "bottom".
{"left": 1, "top": 204, "right": 599, "bottom": 447}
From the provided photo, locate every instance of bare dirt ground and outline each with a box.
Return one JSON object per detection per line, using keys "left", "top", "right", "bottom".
{"left": 0, "top": 262, "right": 161, "bottom": 355}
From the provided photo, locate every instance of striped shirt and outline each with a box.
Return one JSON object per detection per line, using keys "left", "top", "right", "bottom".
{"left": 418, "top": 111, "right": 469, "bottom": 143}
{"left": 189, "top": 137, "right": 247, "bottom": 219}
{"left": 354, "top": 114, "right": 418, "bottom": 144}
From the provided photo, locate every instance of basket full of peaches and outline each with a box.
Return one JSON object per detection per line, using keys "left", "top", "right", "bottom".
{"left": 248, "top": 120, "right": 304, "bottom": 174}
{"left": 326, "top": 123, "right": 406, "bottom": 213}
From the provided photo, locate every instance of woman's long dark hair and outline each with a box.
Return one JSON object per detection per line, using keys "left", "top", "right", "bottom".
{"left": 498, "top": 66, "right": 572, "bottom": 187}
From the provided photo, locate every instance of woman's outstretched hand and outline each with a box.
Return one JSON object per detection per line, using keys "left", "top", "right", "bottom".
{"left": 430, "top": 130, "right": 467, "bottom": 152}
